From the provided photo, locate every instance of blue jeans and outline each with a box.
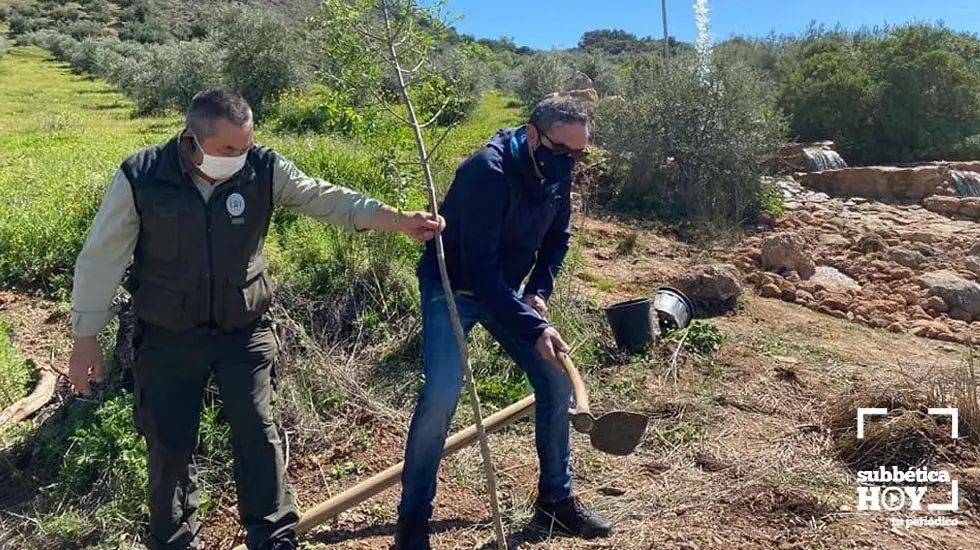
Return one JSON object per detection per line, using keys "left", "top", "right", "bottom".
{"left": 397, "top": 276, "right": 573, "bottom": 521}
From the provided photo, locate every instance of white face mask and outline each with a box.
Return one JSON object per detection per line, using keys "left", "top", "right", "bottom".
{"left": 192, "top": 134, "right": 247, "bottom": 180}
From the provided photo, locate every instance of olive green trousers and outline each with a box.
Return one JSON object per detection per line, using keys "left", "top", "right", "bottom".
{"left": 132, "top": 319, "right": 299, "bottom": 550}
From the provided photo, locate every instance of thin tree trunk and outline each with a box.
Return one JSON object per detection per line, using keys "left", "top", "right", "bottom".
{"left": 662, "top": 0, "right": 670, "bottom": 65}
{"left": 380, "top": 2, "right": 508, "bottom": 548}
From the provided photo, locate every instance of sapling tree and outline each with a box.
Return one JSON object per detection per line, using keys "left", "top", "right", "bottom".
{"left": 309, "top": 0, "right": 508, "bottom": 547}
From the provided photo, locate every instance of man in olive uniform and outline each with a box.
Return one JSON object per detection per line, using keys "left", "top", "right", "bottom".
{"left": 67, "top": 89, "right": 444, "bottom": 550}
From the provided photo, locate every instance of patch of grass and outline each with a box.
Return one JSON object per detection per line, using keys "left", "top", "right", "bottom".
{"left": 652, "top": 421, "right": 705, "bottom": 448}
{"left": 615, "top": 231, "right": 639, "bottom": 257}
{"left": 0, "top": 47, "right": 180, "bottom": 297}
{"left": 328, "top": 460, "right": 368, "bottom": 479}
{"left": 0, "top": 316, "right": 30, "bottom": 409}
{"left": 578, "top": 270, "right": 616, "bottom": 291}
{"left": 748, "top": 332, "right": 843, "bottom": 364}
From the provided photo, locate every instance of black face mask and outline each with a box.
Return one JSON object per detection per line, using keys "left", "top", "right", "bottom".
{"left": 533, "top": 141, "right": 575, "bottom": 182}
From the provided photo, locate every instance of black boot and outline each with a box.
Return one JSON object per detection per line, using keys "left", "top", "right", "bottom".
{"left": 530, "top": 495, "right": 612, "bottom": 539}
{"left": 394, "top": 516, "right": 431, "bottom": 550}
{"left": 260, "top": 533, "right": 297, "bottom": 550}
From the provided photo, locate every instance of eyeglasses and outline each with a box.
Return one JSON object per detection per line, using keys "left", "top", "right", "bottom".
{"left": 534, "top": 124, "right": 588, "bottom": 160}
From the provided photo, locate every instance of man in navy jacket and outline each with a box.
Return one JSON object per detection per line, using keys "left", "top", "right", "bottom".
{"left": 395, "top": 95, "right": 612, "bottom": 548}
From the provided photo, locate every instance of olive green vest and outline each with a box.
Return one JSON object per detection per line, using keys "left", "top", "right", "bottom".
{"left": 120, "top": 136, "right": 276, "bottom": 333}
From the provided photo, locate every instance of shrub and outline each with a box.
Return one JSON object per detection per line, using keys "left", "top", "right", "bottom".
{"left": 515, "top": 51, "right": 575, "bottom": 109}
{"left": 210, "top": 6, "right": 313, "bottom": 121}
{"left": 0, "top": 37, "right": 6, "bottom": 61}
{"left": 68, "top": 38, "right": 101, "bottom": 75}
{"left": 271, "top": 84, "right": 373, "bottom": 137}
{"left": 778, "top": 23, "right": 980, "bottom": 165}
{"left": 63, "top": 19, "right": 103, "bottom": 41}
{"left": 595, "top": 54, "right": 788, "bottom": 228}
{"left": 412, "top": 43, "right": 492, "bottom": 126}
{"left": 118, "top": 17, "right": 171, "bottom": 44}
{"left": 123, "top": 40, "right": 222, "bottom": 114}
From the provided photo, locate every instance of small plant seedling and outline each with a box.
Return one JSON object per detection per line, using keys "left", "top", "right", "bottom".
{"left": 328, "top": 460, "right": 367, "bottom": 479}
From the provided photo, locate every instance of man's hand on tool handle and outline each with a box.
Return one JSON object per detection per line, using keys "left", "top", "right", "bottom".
{"left": 525, "top": 295, "right": 569, "bottom": 366}
{"left": 536, "top": 327, "right": 570, "bottom": 366}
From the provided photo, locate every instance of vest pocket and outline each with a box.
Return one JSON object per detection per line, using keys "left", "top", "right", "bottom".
{"left": 131, "top": 280, "right": 194, "bottom": 332}
{"left": 219, "top": 256, "right": 273, "bottom": 330}
{"left": 141, "top": 205, "right": 180, "bottom": 261}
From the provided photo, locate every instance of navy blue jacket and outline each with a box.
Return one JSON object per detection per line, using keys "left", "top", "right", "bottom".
{"left": 418, "top": 126, "right": 573, "bottom": 344}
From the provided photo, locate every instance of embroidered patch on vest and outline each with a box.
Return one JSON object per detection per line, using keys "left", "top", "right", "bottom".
{"left": 226, "top": 192, "right": 246, "bottom": 217}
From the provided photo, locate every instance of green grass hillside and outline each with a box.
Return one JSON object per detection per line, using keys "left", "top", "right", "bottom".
{"left": 0, "top": 45, "right": 563, "bottom": 548}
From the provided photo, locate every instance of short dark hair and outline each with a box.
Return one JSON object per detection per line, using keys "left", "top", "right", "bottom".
{"left": 185, "top": 89, "right": 252, "bottom": 139}
{"left": 529, "top": 95, "right": 590, "bottom": 133}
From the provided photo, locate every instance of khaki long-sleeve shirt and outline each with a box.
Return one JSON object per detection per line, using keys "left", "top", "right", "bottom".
{"left": 70, "top": 152, "right": 384, "bottom": 338}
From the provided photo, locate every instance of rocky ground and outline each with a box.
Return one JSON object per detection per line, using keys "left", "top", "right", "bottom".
{"left": 722, "top": 174, "right": 980, "bottom": 347}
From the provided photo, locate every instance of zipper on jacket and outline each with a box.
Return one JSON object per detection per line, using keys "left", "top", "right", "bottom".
{"left": 206, "top": 208, "right": 215, "bottom": 327}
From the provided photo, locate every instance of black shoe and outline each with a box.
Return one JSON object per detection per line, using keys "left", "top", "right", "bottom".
{"left": 530, "top": 495, "right": 612, "bottom": 539}
{"left": 394, "top": 517, "right": 431, "bottom": 550}
{"left": 261, "top": 534, "right": 297, "bottom": 550}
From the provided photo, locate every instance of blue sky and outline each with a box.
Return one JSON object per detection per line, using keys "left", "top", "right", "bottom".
{"left": 443, "top": 0, "right": 980, "bottom": 50}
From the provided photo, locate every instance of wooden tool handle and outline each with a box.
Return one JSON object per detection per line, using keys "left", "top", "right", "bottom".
{"left": 557, "top": 352, "right": 590, "bottom": 415}
{"left": 230, "top": 395, "right": 538, "bottom": 548}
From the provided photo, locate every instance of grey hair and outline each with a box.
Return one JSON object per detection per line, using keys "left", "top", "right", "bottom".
{"left": 185, "top": 88, "right": 252, "bottom": 139}
{"left": 528, "top": 95, "right": 590, "bottom": 133}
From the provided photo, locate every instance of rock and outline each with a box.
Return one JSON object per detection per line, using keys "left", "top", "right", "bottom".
{"left": 906, "top": 231, "right": 939, "bottom": 244}
{"left": 671, "top": 264, "right": 743, "bottom": 316}
{"left": 562, "top": 71, "right": 595, "bottom": 93}
{"left": 565, "top": 88, "right": 599, "bottom": 104}
{"left": 888, "top": 322, "right": 905, "bottom": 333}
{"left": 923, "top": 195, "right": 962, "bottom": 215}
{"left": 856, "top": 233, "right": 887, "bottom": 254}
{"left": 966, "top": 256, "right": 980, "bottom": 277}
{"left": 817, "top": 305, "right": 848, "bottom": 319}
{"left": 796, "top": 290, "right": 815, "bottom": 303}
{"left": 781, "top": 289, "right": 797, "bottom": 302}
{"left": 555, "top": 71, "right": 599, "bottom": 105}
{"left": 798, "top": 165, "right": 948, "bottom": 199}
{"left": 917, "top": 270, "right": 980, "bottom": 321}
{"left": 819, "top": 234, "right": 850, "bottom": 247}
{"left": 969, "top": 242, "right": 980, "bottom": 257}
{"left": 888, "top": 248, "right": 926, "bottom": 269}
{"left": 960, "top": 198, "right": 980, "bottom": 218}
{"left": 925, "top": 296, "right": 949, "bottom": 313}
{"left": 913, "top": 242, "right": 938, "bottom": 257}
{"left": 950, "top": 308, "right": 973, "bottom": 322}
{"left": 890, "top": 268, "right": 915, "bottom": 281}
{"left": 820, "top": 296, "right": 851, "bottom": 311}
{"left": 908, "top": 305, "right": 932, "bottom": 320}
{"left": 760, "top": 283, "right": 782, "bottom": 299}
{"left": 761, "top": 232, "right": 816, "bottom": 279}
{"left": 780, "top": 141, "right": 840, "bottom": 172}
{"left": 911, "top": 320, "right": 950, "bottom": 338}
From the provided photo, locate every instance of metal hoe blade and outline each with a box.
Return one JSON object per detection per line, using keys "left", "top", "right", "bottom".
{"left": 588, "top": 410, "right": 649, "bottom": 456}
{"left": 571, "top": 409, "right": 649, "bottom": 456}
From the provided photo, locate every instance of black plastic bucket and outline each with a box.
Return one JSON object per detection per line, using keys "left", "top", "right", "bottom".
{"left": 604, "top": 297, "right": 656, "bottom": 352}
